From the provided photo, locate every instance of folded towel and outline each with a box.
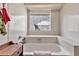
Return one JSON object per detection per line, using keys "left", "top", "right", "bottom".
{"left": 34, "top": 51, "right": 51, "bottom": 56}
{"left": 23, "top": 52, "right": 34, "bottom": 56}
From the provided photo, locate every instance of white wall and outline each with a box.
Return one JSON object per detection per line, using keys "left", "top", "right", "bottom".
{"left": 60, "top": 3, "right": 79, "bottom": 42}
{"left": 8, "top": 3, "right": 27, "bottom": 43}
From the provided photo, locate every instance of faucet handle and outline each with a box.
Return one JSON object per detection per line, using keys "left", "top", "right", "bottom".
{"left": 18, "top": 36, "right": 22, "bottom": 40}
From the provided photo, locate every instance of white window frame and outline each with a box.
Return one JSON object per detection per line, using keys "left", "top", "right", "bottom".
{"left": 29, "top": 9, "right": 52, "bottom": 31}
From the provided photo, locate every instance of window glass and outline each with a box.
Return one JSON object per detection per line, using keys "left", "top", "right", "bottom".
{"left": 30, "top": 12, "right": 51, "bottom": 31}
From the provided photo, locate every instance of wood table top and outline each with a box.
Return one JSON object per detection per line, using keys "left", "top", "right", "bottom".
{"left": 0, "top": 41, "right": 22, "bottom": 56}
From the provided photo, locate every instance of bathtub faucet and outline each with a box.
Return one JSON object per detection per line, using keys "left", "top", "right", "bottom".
{"left": 18, "top": 36, "right": 26, "bottom": 44}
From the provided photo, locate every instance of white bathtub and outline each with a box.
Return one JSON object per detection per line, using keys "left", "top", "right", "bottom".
{"left": 23, "top": 43, "right": 71, "bottom": 56}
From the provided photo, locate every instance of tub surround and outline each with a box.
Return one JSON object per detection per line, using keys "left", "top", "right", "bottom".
{"left": 26, "top": 35, "right": 59, "bottom": 37}
{"left": 25, "top": 35, "right": 58, "bottom": 43}
{"left": 24, "top": 35, "right": 79, "bottom": 56}
{"left": 23, "top": 35, "right": 71, "bottom": 56}
{"left": 58, "top": 36, "right": 79, "bottom": 56}
{"left": 23, "top": 43, "right": 71, "bottom": 56}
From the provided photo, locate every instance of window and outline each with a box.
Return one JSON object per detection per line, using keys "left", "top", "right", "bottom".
{"left": 29, "top": 9, "right": 51, "bottom": 31}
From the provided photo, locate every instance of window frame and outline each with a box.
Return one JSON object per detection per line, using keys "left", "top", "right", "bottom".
{"left": 29, "top": 9, "right": 52, "bottom": 31}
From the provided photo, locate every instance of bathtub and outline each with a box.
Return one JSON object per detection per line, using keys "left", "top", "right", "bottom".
{"left": 23, "top": 43, "right": 71, "bottom": 56}
{"left": 23, "top": 35, "right": 72, "bottom": 56}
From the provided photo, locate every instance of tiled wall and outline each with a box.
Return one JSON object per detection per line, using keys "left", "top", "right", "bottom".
{"left": 7, "top": 3, "right": 27, "bottom": 43}
{"left": 25, "top": 37, "right": 58, "bottom": 43}
{"left": 60, "top": 3, "right": 79, "bottom": 43}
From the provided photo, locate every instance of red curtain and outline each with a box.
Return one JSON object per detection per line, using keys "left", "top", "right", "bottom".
{"left": 1, "top": 3, "right": 10, "bottom": 24}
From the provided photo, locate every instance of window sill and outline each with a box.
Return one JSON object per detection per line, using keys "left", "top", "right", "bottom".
{"left": 26, "top": 35, "right": 59, "bottom": 37}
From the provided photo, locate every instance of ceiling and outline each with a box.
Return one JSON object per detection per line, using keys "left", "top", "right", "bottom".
{"left": 24, "top": 3, "right": 65, "bottom": 10}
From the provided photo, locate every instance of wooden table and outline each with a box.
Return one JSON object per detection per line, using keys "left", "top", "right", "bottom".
{"left": 0, "top": 41, "right": 23, "bottom": 56}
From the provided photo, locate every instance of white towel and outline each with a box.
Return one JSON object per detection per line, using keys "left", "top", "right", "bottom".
{"left": 23, "top": 52, "right": 34, "bottom": 56}
{"left": 34, "top": 51, "right": 51, "bottom": 56}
